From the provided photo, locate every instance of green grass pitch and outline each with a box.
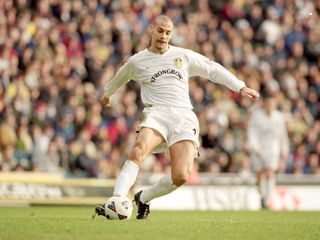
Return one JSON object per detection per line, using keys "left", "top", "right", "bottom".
{"left": 0, "top": 206, "right": 319, "bottom": 240}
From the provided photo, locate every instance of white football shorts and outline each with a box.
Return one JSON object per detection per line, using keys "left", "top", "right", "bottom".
{"left": 137, "top": 105, "right": 200, "bottom": 158}
{"left": 251, "top": 152, "right": 280, "bottom": 172}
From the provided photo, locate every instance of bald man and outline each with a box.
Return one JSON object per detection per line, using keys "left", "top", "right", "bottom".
{"left": 94, "top": 15, "right": 259, "bottom": 219}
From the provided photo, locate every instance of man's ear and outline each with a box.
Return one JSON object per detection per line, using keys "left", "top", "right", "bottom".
{"left": 147, "top": 24, "right": 153, "bottom": 34}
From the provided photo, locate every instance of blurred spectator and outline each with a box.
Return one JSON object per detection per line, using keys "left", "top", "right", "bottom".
{"left": 247, "top": 92, "right": 289, "bottom": 208}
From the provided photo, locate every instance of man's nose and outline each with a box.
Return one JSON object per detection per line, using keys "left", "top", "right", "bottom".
{"left": 160, "top": 33, "right": 166, "bottom": 39}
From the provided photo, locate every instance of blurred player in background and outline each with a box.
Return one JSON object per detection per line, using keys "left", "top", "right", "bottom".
{"left": 247, "top": 91, "right": 289, "bottom": 209}
{"left": 95, "top": 15, "right": 259, "bottom": 219}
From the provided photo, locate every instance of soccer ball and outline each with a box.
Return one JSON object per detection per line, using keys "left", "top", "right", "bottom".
{"left": 105, "top": 196, "right": 133, "bottom": 220}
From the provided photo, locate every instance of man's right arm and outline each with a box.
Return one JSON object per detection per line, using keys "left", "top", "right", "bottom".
{"left": 101, "top": 60, "right": 134, "bottom": 107}
{"left": 101, "top": 60, "right": 135, "bottom": 107}
{"left": 247, "top": 112, "right": 262, "bottom": 157}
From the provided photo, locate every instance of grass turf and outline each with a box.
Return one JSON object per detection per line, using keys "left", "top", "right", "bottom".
{"left": 0, "top": 206, "right": 319, "bottom": 240}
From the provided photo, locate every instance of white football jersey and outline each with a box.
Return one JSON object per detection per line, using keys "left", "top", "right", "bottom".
{"left": 103, "top": 45, "right": 246, "bottom": 109}
{"left": 248, "top": 108, "right": 289, "bottom": 162}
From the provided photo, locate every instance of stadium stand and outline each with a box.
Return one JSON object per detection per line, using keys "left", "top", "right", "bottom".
{"left": 0, "top": 0, "right": 319, "bottom": 178}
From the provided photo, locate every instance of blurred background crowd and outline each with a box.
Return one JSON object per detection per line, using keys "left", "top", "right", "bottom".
{"left": 0, "top": 0, "right": 319, "bottom": 179}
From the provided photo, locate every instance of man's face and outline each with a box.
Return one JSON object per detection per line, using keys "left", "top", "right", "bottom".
{"left": 150, "top": 20, "right": 173, "bottom": 52}
{"left": 264, "top": 97, "right": 277, "bottom": 113}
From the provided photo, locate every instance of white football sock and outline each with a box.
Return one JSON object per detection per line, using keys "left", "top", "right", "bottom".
{"left": 113, "top": 160, "right": 139, "bottom": 197}
{"left": 259, "top": 179, "right": 267, "bottom": 202}
{"left": 266, "top": 177, "right": 276, "bottom": 203}
{"left": 140, "top": 175, "right": 178, "bottom": 204}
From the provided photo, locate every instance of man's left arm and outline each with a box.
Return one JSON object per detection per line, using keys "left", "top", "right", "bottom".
{"left": 279, "top": 114, "right": 289, "bottom": 158}
{"left": 188, "top": 50, "right": 259, "bottom": 99}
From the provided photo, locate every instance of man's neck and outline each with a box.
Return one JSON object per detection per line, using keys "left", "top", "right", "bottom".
{"left": 149, "top": 45, "right": 169, "bottom": 54}
{"left": 265, "top": 108, "right": 273, "bottom": 116}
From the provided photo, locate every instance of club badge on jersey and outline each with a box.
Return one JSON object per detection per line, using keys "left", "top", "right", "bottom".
{"left": 173, "top": 57, "right": 183, "bottom": 68}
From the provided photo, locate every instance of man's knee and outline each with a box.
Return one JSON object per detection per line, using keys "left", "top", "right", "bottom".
{"left": 172, "top": 170, "right": 191, "bottom": 186}
{"left": 266, "top": 169, "right": 275, "bottom": 178}
{"left": 129, "top": 143, "right": 146, "bottom": 164}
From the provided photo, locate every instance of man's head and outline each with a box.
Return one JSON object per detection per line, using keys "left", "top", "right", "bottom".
{"left": 149, "top": 15, "right": 173, "bottom": 54}
{"left": 262, "top": 92, "right": 277, "bottom": 114}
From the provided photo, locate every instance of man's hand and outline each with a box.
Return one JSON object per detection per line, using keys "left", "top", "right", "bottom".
{"left": 240, "top": 87, "right": 260, "bottom": 100}
{"left": 100, "top": 96, "right": 111, "bottom": 108}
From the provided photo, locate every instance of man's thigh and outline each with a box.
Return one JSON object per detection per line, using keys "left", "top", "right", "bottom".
{"left": 169, "top": 140, "right": 195, "bottom": 175}
{"left": 134, "top": 127, "right": 164, "bottom": 156}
